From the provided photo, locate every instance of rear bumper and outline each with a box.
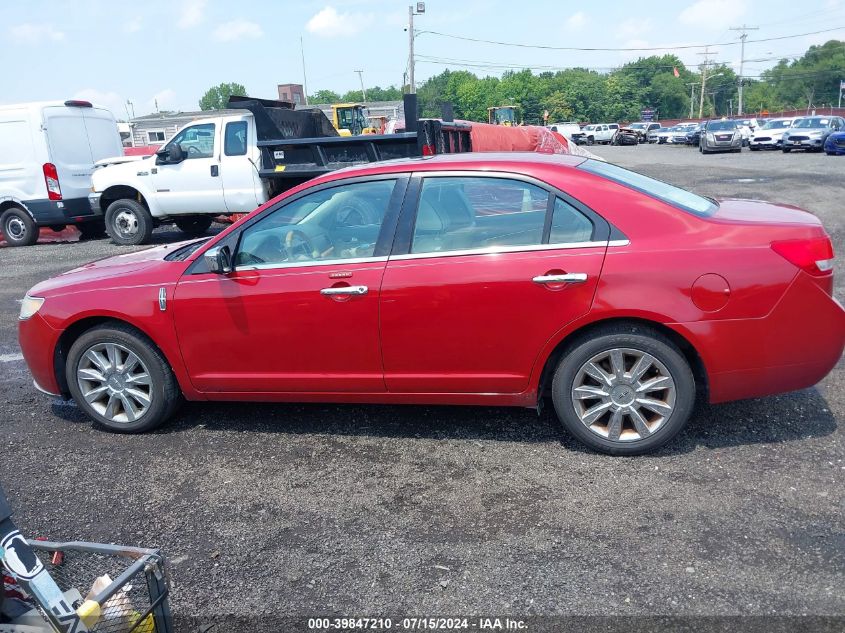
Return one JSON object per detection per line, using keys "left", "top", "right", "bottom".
{"left": 18, "top": 312, "right": 64, "bottom": 397}
{"left": 677, "top": 273, "right": 845, "bottom": 404}
{"left": 25, "top": 197, "right": 103, "bottom": 225}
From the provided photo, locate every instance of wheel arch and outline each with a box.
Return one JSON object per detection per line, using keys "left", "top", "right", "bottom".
{"left": 0, "top": 198, "right": 36, "bottom": 221}
{"left": 535, "top": 316, "right": 709, "bottom": 404}
{"left": 53, "top": 315, "right": 184, "bottom": 396}
{"left": 100, "top": 185, "right": 152, "bottom": 214}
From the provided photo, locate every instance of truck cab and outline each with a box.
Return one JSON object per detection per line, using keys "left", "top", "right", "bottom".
{"left": 91, "top": 112, "right": 267, "bottom": 245}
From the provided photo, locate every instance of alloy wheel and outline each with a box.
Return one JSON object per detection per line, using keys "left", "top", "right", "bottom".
{"left": 76, "top": 342, "right": 153, "bottom": 423}
{"left": 571, "top": 347, "right": 676, "bottom": 442}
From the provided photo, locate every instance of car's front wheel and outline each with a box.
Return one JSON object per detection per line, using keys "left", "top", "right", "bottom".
{"left": 551, "top": 325, "right": 695, "bottom": 455}
{"left": 66, "top": 324, "right": 181, "bottom": 433}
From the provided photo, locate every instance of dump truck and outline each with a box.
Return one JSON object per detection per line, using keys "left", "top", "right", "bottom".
{"left": 89, "top": 95, "right": 472, "bottom": 245}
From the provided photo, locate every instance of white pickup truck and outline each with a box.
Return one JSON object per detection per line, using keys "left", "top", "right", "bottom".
{"left": 580, "top": 123, "right": 618, "bottom": 145}
{"left": 90, "top": 96, "right": 472, "bottom": 245}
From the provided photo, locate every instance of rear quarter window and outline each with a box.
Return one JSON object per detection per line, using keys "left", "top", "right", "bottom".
{"left": 578, "top": 160, "right": 717, "bottom": 217}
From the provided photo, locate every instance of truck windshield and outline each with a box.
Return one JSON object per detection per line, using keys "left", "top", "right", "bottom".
{"left": 578, "top": 160, "right": 718, "bottom": 217}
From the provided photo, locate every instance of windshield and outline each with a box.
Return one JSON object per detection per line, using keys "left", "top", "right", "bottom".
{"left": 763, "top": 120, "right": 791, "bottom": 129}
{"left": 630, "top": 123, "right": 647, "bottom": 129}
{"left": 794, "top": 117, "right": 829, "bottom": 128}
{"left": 706, "top": 120, "right": 736, "bottom": 131}
{"left": 578, "top": 160, "right": 718, "bottom": 217}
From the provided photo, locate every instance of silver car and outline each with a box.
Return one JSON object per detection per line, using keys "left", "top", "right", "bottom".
{"left": 699, "top": 119, "right": 742, "bottom": 154}
{"left": 782, "top": 116, "right": 845, "bottom": 152}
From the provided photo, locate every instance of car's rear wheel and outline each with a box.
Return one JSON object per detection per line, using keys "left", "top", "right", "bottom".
{"left": 1, "top": 207, "right": 39, "bottom": 246}
{"left": 782, "top": 147, "right": 791, "bottom": 153}
{"left": 66, "top": 324, "right": 181, "bottom": 433}
{"left": 173, "top": 215, "right": 213, "bottom": 236}
{"left": 105, "top": 199, "right": 154, "bottom": 246}
{"left": 551, "top": 325, "right": 695, "bottom": 455}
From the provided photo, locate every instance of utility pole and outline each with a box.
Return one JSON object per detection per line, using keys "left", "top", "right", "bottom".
{"left": 407, "top": 3, "right": 425, "bottom": 93}
{"left": 355, "top": 70, "right": 367, "bottom": 102}
{"left": 730, "top": 24, "right": 759, "bottom": 116}
{"left": 300, "top": 36, "right": 309, "bottom": 105}
{"left": 697, "top": 47, "right": 715, "bottom": 119}
{"left": 688, "top": 83, "right": 696, "bottom": 119}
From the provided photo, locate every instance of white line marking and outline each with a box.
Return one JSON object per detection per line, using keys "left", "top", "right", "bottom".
{"left": 0, "top": 353, "right": 24, "bottom": 363}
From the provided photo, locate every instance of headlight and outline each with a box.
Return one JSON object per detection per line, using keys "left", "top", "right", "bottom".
{"left": 19, "top": 296, "right": 45, "bottom": 320}
{"left": 706, "top": 133, "right": 715, "bottom": 141}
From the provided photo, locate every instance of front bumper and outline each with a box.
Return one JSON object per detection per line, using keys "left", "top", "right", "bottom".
{"left": 750, "top": 136, "right": 782, "bottom": 148}
{"left": 88, "top": 192, "right": 102, "bottom": 213}
{"left": 783, "top": 136, "right": 824, "bottom": 150}
{"left": 824, "top": 137, "right": 845, "bottom": 154}
{"left": 18, "top": 312, "right": 64, "bottom": 397}
{"left": 678, "top": 272, "right": 845, "bottom": 404}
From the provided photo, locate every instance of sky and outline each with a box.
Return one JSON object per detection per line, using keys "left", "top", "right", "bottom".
{"left": 0, "top": 0, "right": 843, "bottom": 118}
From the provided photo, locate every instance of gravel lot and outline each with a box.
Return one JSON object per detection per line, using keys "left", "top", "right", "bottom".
{"left": 1, "top": 144, "right": 843, "bottom": 630}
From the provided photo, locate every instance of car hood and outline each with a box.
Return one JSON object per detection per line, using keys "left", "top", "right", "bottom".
{"left": 28, "top": 239, "right": 203, "bottom": 298}
{"left": 92, "top": 155, "right": 156, "bottom": 188}
{"left": 784, "top": 127, "right": 827, "bottom": 134}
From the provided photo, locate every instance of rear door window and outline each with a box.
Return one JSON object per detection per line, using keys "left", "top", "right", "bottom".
{"left": 410, "top": 177, "right": 550, "bottom": 255}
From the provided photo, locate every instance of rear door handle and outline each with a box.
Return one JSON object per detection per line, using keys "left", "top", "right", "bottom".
{"left": 320, "top": 285, "right": 368, "bottom": 296}
{"left": 532, "top": 273, "right": 588, "bottom": 284}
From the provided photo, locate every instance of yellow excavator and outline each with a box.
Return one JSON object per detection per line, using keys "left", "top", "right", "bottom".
{"left": 331, "top": 103, "right": 378, "bottom": 136}
{"left": 487, "top": 106, "right": 521, "bottom": 126}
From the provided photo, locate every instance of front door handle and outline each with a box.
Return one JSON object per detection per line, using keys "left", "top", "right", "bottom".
{"left": 210, "top": 165, "right": 219, "bottom": 177}
{"left": 320, "top": 285, "right": 368, "bottom": 296}
{"left": 532, "top": 273, "right": 588, "bottom": 284}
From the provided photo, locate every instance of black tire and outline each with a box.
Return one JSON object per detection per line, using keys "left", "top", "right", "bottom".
{"left": 551, "top": 324, "right": 696, "bottom": 455}
{"left": 826, "top": 151, "right": 835, "bottom": 156}
{"left": 66, "top": 324, "right": 181, "bottom": 433}
{"left": 749, "top": 146, "right": 759, "bottom": 151}
{"left": 586, "top": 136, "right": 594, "bottom": 146}
{"left": 732, "top": 148, "right": 741, "bottom": 153}
{"left": 77, "top": 219, "right": 106, "bottom": 240}
{"left": 105, "top": 198, "right": 154, "bottom": 246}
{"left": 782, "top": 147, "right": 791, "bottom": 153}
{"left": 1, "top": 207, "right": 39, "bottom": 246}
{"left": 173, "top": 215, "right": 213, "bottom": 236}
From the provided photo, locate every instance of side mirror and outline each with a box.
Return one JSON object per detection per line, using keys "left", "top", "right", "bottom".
{"left": 204, "top": 245, "right": 233, "bottom": 274}
{"left": 157, "top": 144, "right": 185, "bottom": 165}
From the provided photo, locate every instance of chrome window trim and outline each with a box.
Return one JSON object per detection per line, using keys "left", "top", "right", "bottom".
{"left": 234, "top": 255, "right": 389, "bottom": 272}
{"left": 389, "top": 239, "right": 627, "bottom": 262}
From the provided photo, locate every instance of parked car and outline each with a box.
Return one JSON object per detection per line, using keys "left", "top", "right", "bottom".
{"left": 730, "top": 118, "right": 760, "bottom": 145}
{"left": 749, "top": 117, "right": 796, "bottom": 150}
{"left": 699, "top": 119, "right": 743, "bottom": 154}
{"left": 19, "top": 153, "right": 843, "bottom": 455}
{"left": 823, "top": 129, "right": 845, "bottom": 155}
{"left": 580, "top": 124, "right": 617, "bottom": 145}
{"left": 685, "top": 124, "right": 704, "bottom": 146}
{"left": 0, "top": 100, "right": 123, "bottom": 246}
{"left": 612, "top": 127, "right": 639, "bottom": 145}
{"left": 628, "top": 122, "right": 662, "bottom": 143}
{"left": 782, "top": 116, "right": 845, "bottom": 152}
{"left": 650, "top": 127, "right": 672, "bottom": 144}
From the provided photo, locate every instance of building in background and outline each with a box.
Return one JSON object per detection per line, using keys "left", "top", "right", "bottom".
{"left": 277, "top": 83, "right": 306, "bottom": 105}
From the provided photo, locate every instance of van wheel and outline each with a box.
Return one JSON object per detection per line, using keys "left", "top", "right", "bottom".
{"left": 78, "top": 219, "right": 106, "bottom": 240}
{"left": 1, "top": 207, "right": 39, "bottom": 246}
{"left": 105, "top": 199, "right": 154, "bottom": 246}
{"left": 551, "top": 325, "right": 695, "bottom": 455}
{"left": 173, "top": 215, "right": 213, "bottom": 236}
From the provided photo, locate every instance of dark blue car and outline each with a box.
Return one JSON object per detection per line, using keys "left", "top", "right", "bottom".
{"left": 824, "top": 130, "right": 845, "bottom": 155}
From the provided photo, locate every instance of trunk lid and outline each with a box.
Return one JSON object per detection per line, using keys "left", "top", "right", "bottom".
{"left": 711, "top": 198, "right": 824, "bottom": 227}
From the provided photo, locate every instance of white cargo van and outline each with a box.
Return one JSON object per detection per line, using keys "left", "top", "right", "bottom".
{"left": 0, "top": 100, "right": 123, "bottom": 246}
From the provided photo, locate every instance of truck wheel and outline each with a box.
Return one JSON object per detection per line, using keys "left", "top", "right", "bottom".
{"left": 173, "top": 215, "right": 213, "bottom": 236}
{"left": 78, "top": 219, "right": 106, "bottom": 240}
{"left": 587, "top": 136, "right": 594, "bottom": 145}
{"left": 105, "top": 199, "right": 153, "bottom": 246}
{"left": 1, "top": 207, "right": 39, "bottom": 246}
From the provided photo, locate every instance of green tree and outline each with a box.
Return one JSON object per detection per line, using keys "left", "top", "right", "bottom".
{"left": 198, "top": 82, "right": 247, "bottom": 110}
{"left": 542, "top": 90, "right": 573, "bottom": 122}
{"left": 310, "top": 89, "right": 341, "bottom": 104}
{"left": 649, "top": 72, "right": 689, "bottom": 119}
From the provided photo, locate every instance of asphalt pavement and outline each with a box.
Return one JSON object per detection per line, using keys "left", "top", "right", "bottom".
{"left": 0, "top": 144, "right": 842, "bottom": 631}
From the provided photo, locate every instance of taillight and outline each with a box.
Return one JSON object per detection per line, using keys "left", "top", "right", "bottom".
{"left": 771, "top": 237, "right": 834, "bottom": 276}
{"left": 42, "top": 163, "right": 61, "bottom": 200}
{"left": 421, "top": 143, "right": 435, "bottom": 156}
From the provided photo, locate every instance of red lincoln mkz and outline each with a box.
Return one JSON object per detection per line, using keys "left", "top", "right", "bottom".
{"left": 18, "top": 154, "right": 845, "bottom": 455}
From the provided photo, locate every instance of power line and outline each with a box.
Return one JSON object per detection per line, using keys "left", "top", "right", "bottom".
{"left": 417, "top": 25, "right": 845, "bottom": 52}
{"left": 730, "top": 24, "right": 759, "bottom": 115}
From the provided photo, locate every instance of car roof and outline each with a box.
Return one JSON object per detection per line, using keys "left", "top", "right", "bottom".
{"left": 317, "top": 151, "right": 588, "bottom": 181}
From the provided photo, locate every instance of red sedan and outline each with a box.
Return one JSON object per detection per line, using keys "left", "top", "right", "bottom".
{"left": 18, "top": 154, "right": 845, "bottom": 455}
